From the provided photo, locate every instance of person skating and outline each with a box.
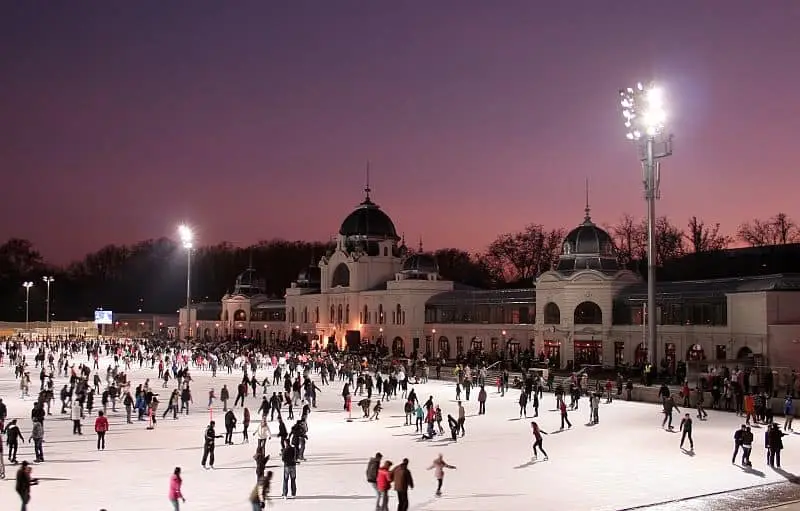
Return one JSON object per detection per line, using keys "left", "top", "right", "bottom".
{"left": 201, "top": 420, "right": 222, "bottom": 469}
{"left": 16, "top": 460, "right": 38, "bottom": 511}
{"left": 94, "top": 410, "right": 109, "bottom": 450}
{"left": 768, "top": 422, "right": 786, "bottom": 468}
{"left": 281, "top": 442, "right": 298, "bottom": 499}
{"left": 71, "top": 399, "right": 83, "bottom": 435}
{"left": 784, "top": 396, "right": 794, "bottom": 431}
{"left": 559, "top": 400, "right": 572, "bottom": 430}
{"left": 242, "top": 407, "right": 251, "bottom": 443}
{"left": 732, "top": 424, "right": 747, "bottom": 463}
{"left": 392, "top": 458, "right": 414, "bottom": 511}
{"left": 254, "top": 416, "right": 272, "bottom": 451}
{"left": 250, "top": 471, "right": 272, "bottom": 510}
{"left": 5, "top": 419, "right": 24, "bottom": 463}
{"left": 477, "top": 386, "right": 487, "bottom": 415}
{"left": 29, "top": 420, "right": 44, "bottom": 463}
{"left": 679, "top": 413, "right": 694, "bottom": 450}
{"left": 224, "top": 409, "right": 237, "bottom": 445}
{"left": 741, "top": 426, "right": 754, "bottom": 466}
{"left": 457, "top": 401, "right": 466, "bottom": 437}
{"left": 531, "top": 421, "right": 549, "bottom": 460}
{"left": 447, "top": 414, "right": 459, "bottom": 441}
{"left": 376, "top": 460, "right": 393, "bottom": 511}
{"left": 428, "top": 453, "right": 455, "bottom": 497}
{"left": 168, "top": 466, "right": 186, "bottom": 510}
{"left": 519, "top": 390, "right": 528, "bottom": 418}
{"left": 254, "top": 445, "right": 269, "bottom": 482}
{"left": 662, "top": 395, "right": 679, "bottom": 430}
{"left": 366, "top": 452, "right": 383, "bottom": 509}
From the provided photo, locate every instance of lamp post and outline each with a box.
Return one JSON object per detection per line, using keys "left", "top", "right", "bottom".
{"left": 620, "top": 81, "right": 673, "bottom": 366}
{"left": 23, "top": 281, "right": 33, "bottom": 339}
{"left": 42, "top": 276, "right": 54, "bottom": 340}
{"left": 178, "top": 225, "right": 194, "bottom": 341}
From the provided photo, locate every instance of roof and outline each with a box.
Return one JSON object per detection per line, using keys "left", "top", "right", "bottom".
{"left": 339, "top": 197, "right": 399, "bottom": 240}
{"left": 426, "top": 288, "right": 535, "bottom": 307}
{"left": 617, "top": 273, "right": 800, "bottom": 301}
{"left": 402, "top": 253, "right": 439, "bottom": 274}
{"left": 252, "top": 300, "right": 287, "bottom": 310}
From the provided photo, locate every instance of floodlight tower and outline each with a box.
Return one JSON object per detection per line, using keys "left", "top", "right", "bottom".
{"left": 42, "top": 276, "right": 54, "bottom": 340}
{"left": 178, "top": 225, "right": 194, "bottom": 341}
{"left": 23, "top": 281, "right": 33, "bottom": 339}
{"left": 619, "top": 82, "right": 673, "bottom": 368}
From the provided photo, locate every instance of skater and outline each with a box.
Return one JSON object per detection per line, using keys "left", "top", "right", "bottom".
{"left": 447, "top": 414, "right": 459, "bottom": 441}
{"left": 679, "top": 413, "right": 694, "bottom": 450}
{"left": 5, "top": 419, "right": 24, "bottom": 464}
{"left": 71, "top": 400, "right": 83, "bottom": 435}
{"left": 366, "top": 452, "right": 383, "bottom": 508}
{"left": 741, "top": 426, "right": 754, "bottom": 466}
{"left": 224, "top": 409, "right": 237, "bottom": 445}
{"left": 519, "top": 390, "right": 528, "bottom": 418}
{"left": 662, "top": 395, "right": 679, "bottom": 429}
{"left": 531, "top": 421, "right": 549, "bottom": 460}
{"left": 242, "top": 407, "right": 251, "bottom": 443}
{"left": 392, "top": 458, "right": 414, "bottom": 511}
{"left": 16, "top": 461, "right": 38, "bottom": 511}
{"left": 457, "top": 401, "right": 466, "bottom": 437}
{"left": 201, "top": 420, "right": 222, "bottom": 469}
{"left": 784, "top": 396, "right": 794, "bottom": 431}
{"left": 254, "top": 416, "right": 272, "bottom": 451}
{"left": 95, "top": 410, "right": 109, "bottom": 450}
{"left": 30, "top": 420, "right": 44, "bottom": 463}
{"left": 732, "top": 424, "right": 747, "bottom": 463}
{"left": 249, "top": 471, "right": 272, "bottom": 510}
{"left": 168, "top": 466, "right": 186, "bottom": 510}
{"left": 376, "top": 460, "right": 393, "bottom": 511}
{"left": 559, "top": 400, "right": 572, "bottom": 430}
{"left": 477, "top": 386, "right": 487, "bottom": 415}
{"left": 281, "top": 441, "right": 298, "bottom": 499}
{"left": 428, "top": 453, "right": 455, "bottom": 497}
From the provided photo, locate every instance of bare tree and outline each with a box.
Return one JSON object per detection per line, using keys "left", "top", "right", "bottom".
{"left": 685, "top": 216, "right": 731, "bottom": 253}
{"left": 737, "top": 212, "right": 799, "bottom": 246}
{"left": 609, "top": 214, "right": 645, "bottom": 267}
{"left": 482, "top": 224, "right": 565, "bottom": 283}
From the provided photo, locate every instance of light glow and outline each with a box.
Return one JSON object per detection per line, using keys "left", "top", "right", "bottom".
{"left": 178, "top": 224, "right": 193, "bottom": 249}
{"left": 619, "top": 81, "right": 667, "bottom": 140}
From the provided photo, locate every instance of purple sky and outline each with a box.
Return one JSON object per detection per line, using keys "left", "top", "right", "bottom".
{"left": 2, "top": 1, "right": 799, "bottom": 265}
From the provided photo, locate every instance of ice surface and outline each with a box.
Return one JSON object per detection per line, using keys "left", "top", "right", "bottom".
{"left": 0, "top": 349, "right": 796, "bottom": 511}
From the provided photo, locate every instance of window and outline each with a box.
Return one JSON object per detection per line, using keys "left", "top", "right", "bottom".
{"left": 574, "top": 302, "right": 602, "bottom": 325}
{"left": 331, "top": 263, "right": 350, "bottom": 287}
{"left": 329, "top": 306, "right": 334, "bottom": 324}
{"left": 379, "top": 305, "right": 384, "bottom": 324}
{"left": 302, "top": 307, "right": 308, "bottom": 323}
{"left": 363, "top": 305, "right": 369, "bottom": 325}
{"left": 337, "top": 305, "right": 343, "bottom": 324}
{"left": 574, "top": 340, "right": 602, "bottom": 366}
{"left": 396, "top": 305, "right": 402, "bottom": 325}
{"left": 345, "top": 304, "right": 350, "bottom": 323}
{"left": 543, "top": 302, "right": 560, "bottom": 324}
{"left": 614, "top": 341, "right": 624, "bottom": 366}
{"left": 715, "top": 344, "right": 727, "bottom": 361}
{"left": 456, "top": 336, "right": 464, "bottom": 356}
{"left": 315, "top": 307, "right": 319, "bottom": 323}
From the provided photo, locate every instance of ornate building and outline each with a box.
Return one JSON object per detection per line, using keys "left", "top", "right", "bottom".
{"left": 187, "top": 185, "right": 800, "bottom": 375}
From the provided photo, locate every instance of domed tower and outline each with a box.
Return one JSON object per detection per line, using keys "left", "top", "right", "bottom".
{"left": 400, "top": 250, "right": 440, "bottom": 281}
{"left": 320, "top": 177, "right": 405, "bottom": 293}
{"left": 556, "top": 201, "right": 620, "bottom": 274}
{"left": 232, "top": 267, "right": 266, "bottom": 296}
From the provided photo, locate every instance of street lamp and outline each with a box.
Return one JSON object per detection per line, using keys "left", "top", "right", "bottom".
{"left": 178, "top": 224, "right": 194, "bottom": 341}
{"left": 619, "top": 81, "right": 673, "bottom": 367}
{"left": 42, "top": 276, "right": 54, "bottom": 340}
{"left": 23, "top": 281, "right": 33, "bottom": 339}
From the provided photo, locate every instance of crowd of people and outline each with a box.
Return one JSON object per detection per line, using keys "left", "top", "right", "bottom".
{"left": 0, "top": 336, "right": 795, "bottom": 510}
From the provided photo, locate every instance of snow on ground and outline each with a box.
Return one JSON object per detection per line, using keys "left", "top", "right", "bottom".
{"left": 0, "top": 349, "right": 796, "bottom": 511}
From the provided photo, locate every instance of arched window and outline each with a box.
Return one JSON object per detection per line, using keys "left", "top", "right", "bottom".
{"left": 337, "top": 304, "right": 343, "bottom": 324}
{"left": 737, "top": 346, "right": 753, "bottom": 359}
{"left": 233, "top": 309, "right": 247, "bottom": 322}
{"left": 363, "top": 304, "right": 369, "bottom": 324}
{"left": 290, "top": 307, "right": 296, "bottom": 323}
{"left": 379, "top": 304, "right": 384, "bottom": 324}
{"left": 331, "top": 263, "right": 350, "bottom": 287}
{"left": 345, "top": 304, "right": 350, "bottom": 323}
{"left": 438, "top": 336, "right": 450, "bottom": 359}
{"left": 396, "top": 304, "right": 402, "bottom": 325}
{"left": 329, "top": 306, "right": 335, "bottom": 323}
{"left": 574, "top": 301, "right": 603, "bottom": 325}
{"left": 315, "top": 306, "right": 319, "bottom": 323}
{"left": 543, "top": 303, "right": 560, "bottom": 325}
{"left": 303, "top": 307, "right": 308, "bottom": 323}
{"left": 392, "top": 337, "right": 405, "bottom": 357}
{"left": 687, "top": 344, "right": 705, "bottom": 361}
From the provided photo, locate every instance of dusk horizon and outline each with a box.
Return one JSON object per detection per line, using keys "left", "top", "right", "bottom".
{"left": 3, "top": 1, "right": 799, "bottom": 265}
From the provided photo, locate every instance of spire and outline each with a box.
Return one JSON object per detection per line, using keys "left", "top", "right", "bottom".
{"left": 364, "top": 161, "right": 371, "bottom": 202}
{"left": 418, "top": 236, "right": 424, "bottom": 253}
{"left": 583, "top": 178, "right": 592, "bottom": 224}
{"left": 248, "top": 249, "right": 254, "bottom": 269}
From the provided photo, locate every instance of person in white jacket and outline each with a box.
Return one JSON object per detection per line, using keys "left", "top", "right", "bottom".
{"left": 427, "top": 454, "right": 455, "bottom": 497}
{"left": 71, "top": 400, "right": 83, "bottom": 435}
{"left": 254, "top": 416, "right": 272, "bottom": 451}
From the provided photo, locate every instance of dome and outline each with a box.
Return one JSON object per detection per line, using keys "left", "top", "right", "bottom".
{"left": 402, "top": 253, "right": 439, "bottom": 274}
{"left": 233, "top": 268, "right": 265, "bottom": 296}
{"left": 296, "top": 266, "right": 321, "bottom": 287}
{"left": 556, "top": 209, "right": 619, "bottom": 274}
{"left": 562, "top": 221, "right": 615, "bottom": 256}
{"left": 339, "top": 197, "right": 399, "bottom": 240}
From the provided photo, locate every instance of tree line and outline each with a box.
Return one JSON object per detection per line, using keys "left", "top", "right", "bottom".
{"left": 0, "top": 212, "right": 797, "bottom": 320}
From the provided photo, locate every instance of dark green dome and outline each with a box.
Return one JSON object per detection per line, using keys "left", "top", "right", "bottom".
{"left": 339, "top": 198, "right": 399, "bottom": 240}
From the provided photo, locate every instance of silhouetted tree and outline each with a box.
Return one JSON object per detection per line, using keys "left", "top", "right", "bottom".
{"left": 685, "top": 216, "right": 731, "bottom": 253}
{"left": 481, "top": 224, "right": 564, "bottom": 285}
{"left": 738, "top": 212, "right": 799, "bottom": 246}
{"left": 433, "top": 248, "right": 493, "bottom": 288}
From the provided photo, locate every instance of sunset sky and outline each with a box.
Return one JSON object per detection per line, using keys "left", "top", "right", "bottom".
{"left": 2, "top": 1, "right": 799, "bottom": 264}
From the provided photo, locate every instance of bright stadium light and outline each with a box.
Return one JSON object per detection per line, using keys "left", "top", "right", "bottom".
{"left": 619, "top": 80, "right": 673, "bottom": 374}
{"left": 178, "top": 224, "right": 195, "bottom": 340}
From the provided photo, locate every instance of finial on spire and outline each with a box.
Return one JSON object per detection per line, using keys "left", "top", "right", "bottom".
{"left": 584, "top": 178, "right": 592, "bottom": 223}
{"left": 364, "top": 161, "right": 371, "bottom": 201}
{"left": 418, "top": 236, "right": 424, "bottom": 253}
{"left": 401, "top": 232, "right": 406, "bottom": 246}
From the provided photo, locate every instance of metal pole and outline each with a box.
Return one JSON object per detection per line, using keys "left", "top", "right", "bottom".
{"left": 25, "top": 287, "right": 30, "bottom": 339}
{"left": 46, "top": 281, "right": 51, "bottom": 341}
{"left": 645, "top": 136, "right": 657, "bottom": 366}
{"left": 186, "top": 248, "right": 192, "bottom": 340}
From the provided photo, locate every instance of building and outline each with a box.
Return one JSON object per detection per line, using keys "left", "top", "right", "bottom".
{"left": 186, "top": 185, "right": 800, "bottom": 376}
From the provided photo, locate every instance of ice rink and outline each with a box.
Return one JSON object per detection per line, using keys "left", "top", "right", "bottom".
{"left": 0, "top": 349, "right": 797, "bottom": 511}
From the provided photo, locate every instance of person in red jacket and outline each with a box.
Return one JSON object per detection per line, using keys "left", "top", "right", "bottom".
{"left": 376, "top": 460, "right": 393, "bottom": 511}
{"left": 95, "top": 410, "right": 109, "bottom": 450}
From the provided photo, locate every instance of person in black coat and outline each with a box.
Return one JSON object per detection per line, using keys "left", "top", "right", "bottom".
{"left": 224, "top": 410, "right": 237, "bottom": 445}
{"left": 201, "top": 421, "right": 222, "bottom": 469}
{"left": 16, "top": 461, "right": 38, "bottom": 511}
